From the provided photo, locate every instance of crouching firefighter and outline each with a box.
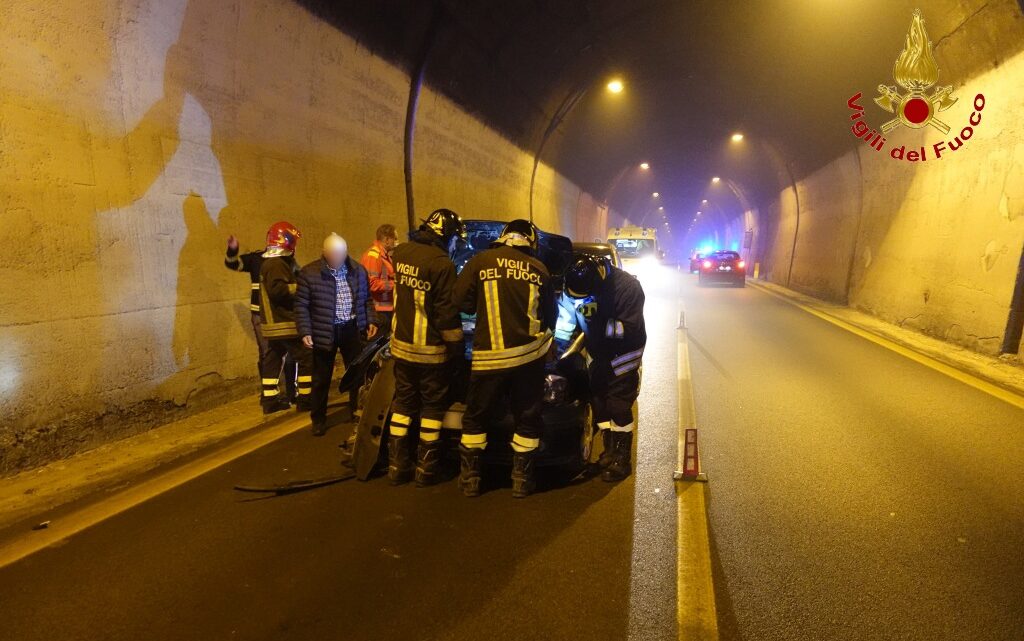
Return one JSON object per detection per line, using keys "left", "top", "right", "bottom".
{"left": 387, "top": 209, "right": 466, "bottom": 486}
{"left": 455, "top": 219, "right": 556, "bottom": 498}
{"left": 556, "top": 256, "right": 646, "bottom": 481}
{"left": 259, "top": 221, "right": 314, "bottom": 413}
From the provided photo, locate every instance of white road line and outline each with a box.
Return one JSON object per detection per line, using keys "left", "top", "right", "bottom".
{"left": 0, "top": 413, "right": 311, "bottom": 569}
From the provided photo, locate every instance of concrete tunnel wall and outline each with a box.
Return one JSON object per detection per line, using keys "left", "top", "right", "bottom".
{"left": 0, "top": 0, "right": 609, "bottom": 474}
{"left": 722, "top": 8, "right": 1024, "bottom": 360}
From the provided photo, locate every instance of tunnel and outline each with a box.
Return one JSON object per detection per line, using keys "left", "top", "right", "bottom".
{"left": 0, "top": 1, "right": 1023, "bottom": 639}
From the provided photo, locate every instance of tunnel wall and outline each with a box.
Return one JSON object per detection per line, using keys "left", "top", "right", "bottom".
{"left": 0, "top": 0, "right": 608, "bottom": 473}
{"left": 756, "top": 44, "right": 1024, "bottom": 356}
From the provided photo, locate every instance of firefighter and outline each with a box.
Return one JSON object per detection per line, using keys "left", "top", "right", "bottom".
{"left": 555, "top": 255, "right": 646, "bottom": 482}
{"left": 258, "top": 221, "right": 313, "bottom": 413}
{"left": 224, "top": 235, "right": 296, "bottom": 408}
{"left": 454, "top": 219, "right": 556, "bottom": 498}
{"left": 387, "top": 209, "right": 466, "bottom": 486}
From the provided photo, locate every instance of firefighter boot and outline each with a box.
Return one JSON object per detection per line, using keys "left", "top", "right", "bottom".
{"left": 458, "top": 446, "right": 483, "bottom": 497}
{"left": 597, "top": 429, "right": 615, "bottom": 469}
{"left": 511, "top": 450, "right": 537, "bottom": 498}
{"left": 387, "top": 434, "right": 414, "bottom": 485}
{"left": 601, "top": 431, "right": 634, "bottom": 482}
{"left": 415, "top": 440, "right": 443, "bottom": 487}
{"left": 262, "top": 398, "right": 291, "bottom": 415}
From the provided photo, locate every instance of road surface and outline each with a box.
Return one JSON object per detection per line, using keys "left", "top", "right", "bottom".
{"left": 1, "top": 266, "right": 1021, "bottom": 641}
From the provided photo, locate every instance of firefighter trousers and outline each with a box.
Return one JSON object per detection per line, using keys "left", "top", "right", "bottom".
{"left": 589, "top": 361, "right": 640, "bottom": 431}
{"left": 262, "top": 338, "right": 312, "bottom": 409}
{"left": 252, "top": 312, "right": 296, "bottom": 400}
{"left": 461, "top": 358, "right": 545, "bottom": 452}
{"left": 392, "top": 360, "right": 452, "bottom": 442}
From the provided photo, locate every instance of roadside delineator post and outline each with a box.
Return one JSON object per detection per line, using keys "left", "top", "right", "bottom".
{"left": 673, "top": 428, "right": 708, "bottom": 482}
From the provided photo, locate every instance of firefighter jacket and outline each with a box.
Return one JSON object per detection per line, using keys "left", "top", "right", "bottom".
{"left": 259, "top": 253, "right": 301, "bottom": 339}
{"left": 360, "top": 240, "right": 395, "bottom": 312}
{"left": 554, "top": 266, "right": 646, "bottom": 376}
{"left": 455, "top": 244, "right": 556, "bottom": 372}
{"left": 225, "top": 248, "right": 263, "bottom": 313}
{"left": 390, "top": 231, "right": 462, "bottom": 365}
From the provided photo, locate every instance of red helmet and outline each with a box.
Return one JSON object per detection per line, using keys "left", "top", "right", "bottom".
{"left": 266, "top": 221, "right": 301, "bottom": 252}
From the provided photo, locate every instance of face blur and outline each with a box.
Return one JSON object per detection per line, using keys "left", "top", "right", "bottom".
{"left": 323, "top": 235, "right": 348, "bottom": 269}
{"left": 382, "top": 235, "right": 397, "bottom": 251}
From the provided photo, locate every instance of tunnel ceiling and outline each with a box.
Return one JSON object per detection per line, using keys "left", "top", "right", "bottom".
{"left": 299, "top": 0, "right": 1018, "bottom": 227}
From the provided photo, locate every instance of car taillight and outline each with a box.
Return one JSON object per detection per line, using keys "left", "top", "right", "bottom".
{"left": 702, "top": 260, "right": 712, "bottom": 269}
{"left": 738, "top": 260, "right": 746, "bottom": 269}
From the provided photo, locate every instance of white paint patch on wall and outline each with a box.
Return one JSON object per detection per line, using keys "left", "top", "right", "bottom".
{"left": 108, "top": 0, "right": 190, "bottom": 132}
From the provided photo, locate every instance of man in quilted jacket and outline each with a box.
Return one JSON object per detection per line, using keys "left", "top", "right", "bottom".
{"left": 296, "top": 233, "right": 379, "bottom": 436}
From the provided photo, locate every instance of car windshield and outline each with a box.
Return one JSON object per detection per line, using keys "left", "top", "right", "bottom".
{"left": 711, "top": 251, "right": 740, "bottom": 260}
{"left": 612, "top": 238, "right": 656, "bottom": 258}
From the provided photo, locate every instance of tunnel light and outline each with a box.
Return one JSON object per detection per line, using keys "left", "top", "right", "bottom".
{"left": 731, "top": 133, "right": 744, "bottom": 142}
{"left": 711, "top": 177, "right": 720, "bottom": 184}
{"left": 701, "top": 199, "right": 708, "bottom": 204}
{"left": 639, "top": 162, "right": 650, "bottom": 170}
{"left": 658, "top": 206, "right": 664, "bottom": 211}
{"left": 607, "top": 79, "right": 624, "bottom": 94}
{"left": 696, "top": 211, "right": 701, "bottom": 215}
{"left": 652, "top": 192, "right": 660, "bottom": 198}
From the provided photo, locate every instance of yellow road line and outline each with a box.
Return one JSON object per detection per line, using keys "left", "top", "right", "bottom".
{"left": 676, "top": 311, "right": 720, "bottom": 640}
{"left": 748, "top": 281, "right": 1024, "bottom": 411}
{"left": 0, "top": 413, "right": 311, "bottom": 569}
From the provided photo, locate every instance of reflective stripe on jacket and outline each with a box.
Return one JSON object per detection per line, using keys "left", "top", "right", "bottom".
{"left": 455, "top": 245, "right": 555, "bottom": 372}
{"left": 259, "top": 255, "right": 300, "bottom": 339}
{"left": 390, "top": 231, "right": 462, "bottom": 365}
{"left": 360, "top": 241, "right": 395, "bottom": 312}
{"left": 554, "top": 266, "right": 646, "bottom": 375}
{"left": 225, "top": 249, "right": 263, "bottom": 313}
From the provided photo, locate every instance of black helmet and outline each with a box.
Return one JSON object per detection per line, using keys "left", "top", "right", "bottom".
{"left": 564, "top": 256, "right": 608, "bottom": 299}
{"left": 422, "top": 208, "right": 467, "bottom": 244}
{"left": 496, "top": 219, "right": 538, "bottom": 251}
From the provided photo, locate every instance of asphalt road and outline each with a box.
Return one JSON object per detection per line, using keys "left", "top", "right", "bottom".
{"left": 0, "top": 268, "right": 683, "bottom": 641}
{"left": 1, "top": 267, "right": 1021, "bottom": 641}
{"left": 683, "top": 277, "right": 1024, "bottom": 640}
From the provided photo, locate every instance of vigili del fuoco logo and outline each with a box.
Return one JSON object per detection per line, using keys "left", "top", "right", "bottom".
{"left": 846, "top": 9, "right": 986, "bottom": 162}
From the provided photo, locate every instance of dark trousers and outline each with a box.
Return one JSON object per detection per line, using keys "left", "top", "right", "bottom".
{"left": 462, "top": 358, "right": 545, "bottom": 447}
{"left": 251, "top": 313, "right": 296, "bottom": 399}
{"left": 392, "top": 360, "right": 451, "bottom": 440}
{"left": 310, "top": 321, "right": 363, "bottom": 427}
{"left": 375, "top": 310, "right": 393, "bottom": 336}
{"left": 590, "top": 362, "right": 640, "bottom": 429}
{"left": 262, "top": 338, "right": 312, "bottom": 407}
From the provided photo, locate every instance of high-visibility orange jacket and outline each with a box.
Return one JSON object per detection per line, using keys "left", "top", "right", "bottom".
{"left": 360, "top": 240, "right": 395, "bottom": 312}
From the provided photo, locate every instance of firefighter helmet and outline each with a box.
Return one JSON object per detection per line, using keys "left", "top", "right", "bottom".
{"left": 422, "top": 208, "right": 467, "bottom": 244}
{"left": 497, "top": 219, "right": 538, "bottom": 251}
{"left": 564, "top": 256, "right": 608, "bottom": 299}
{"left": 266, "top": 221, "right": 301, "bottom": 253}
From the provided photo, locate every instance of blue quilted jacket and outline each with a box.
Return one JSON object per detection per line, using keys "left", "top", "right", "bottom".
{"left": 295, "top": 256, "right": 377, "bottom": 350}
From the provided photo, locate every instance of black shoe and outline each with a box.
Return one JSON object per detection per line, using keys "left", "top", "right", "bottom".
{"left": 294, "top": 400, "right": 312, "bottom": 413}
{"left": 601, "top": 432, "right": 633, "bottom": 482}
{"left": 511, "top": 450, "right": 537, "bottom": 498}
{"left": 415, "top": 440, "right": 442, "bottom": 487}
{"left": 597, "top": 430, "right": 615, "bottom": 469}
{"left": 311, "top": 422, "right": 327, "bottom": 437}
{"left": 262, "top": 399, "right": 291, "bottom": 415}
{"left": 388, "top": 435, "right": 414, "bottom": 485}
{"left": 458, "top": 446, "right": 483, "bottom": 497}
